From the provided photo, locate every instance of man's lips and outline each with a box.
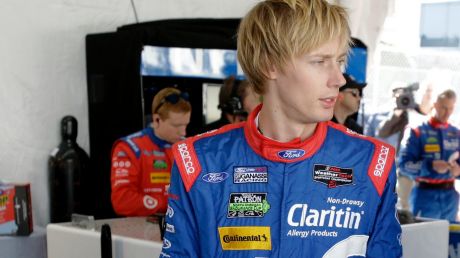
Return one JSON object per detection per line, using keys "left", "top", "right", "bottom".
{"left": 319, "top": 96, "right": 337, "bottom": 108}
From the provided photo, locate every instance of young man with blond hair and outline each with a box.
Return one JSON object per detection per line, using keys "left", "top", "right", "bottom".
{"left": 161, "top": 0, "right": 402, "bottom": 257}
{"left": 111, "top": 87, "right": 191, "bottom": 216}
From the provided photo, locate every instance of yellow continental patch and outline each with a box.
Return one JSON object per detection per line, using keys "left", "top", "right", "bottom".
{"left": 218, "top": 226, "right": 271, "bottom": 250}
{"left": 150, "top": 172, "right": 170, "bottom": 184}
{"left": 424, "top": 144, "right": 440, "bottom": 153}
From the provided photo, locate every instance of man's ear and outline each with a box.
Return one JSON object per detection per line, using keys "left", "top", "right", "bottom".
{"left": 266, "top": 64, "right": 278, "bottom": 80}
{"left": 152, "top": 114, "right": 161, "bottom": 128}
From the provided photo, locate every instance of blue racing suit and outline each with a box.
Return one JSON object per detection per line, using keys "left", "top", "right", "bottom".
{"left": 160, "top": 105, "right": 402, "bottom": 258}
{"left": 399, "top": 117, "right": 460, "bottom": 221}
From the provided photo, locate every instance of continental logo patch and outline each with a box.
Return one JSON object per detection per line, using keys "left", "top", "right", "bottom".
{"left": 150, "top": 172, "right": 170, "bottom": 184}
{"left": 218, "top": 226, "right": 271, "bottom": 250}
{"left": 424, "top": 144, "right": 440, "bottom": 153}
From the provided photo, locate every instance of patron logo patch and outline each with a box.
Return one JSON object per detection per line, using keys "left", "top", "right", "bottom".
{"left": 233, "top": 166, "right": 268, "bottom": 184}
{"left": 277, "top": 149, "right": 305, "bottom": 160}
{"left": 313, "top": 164, "right": 353, "bottom": 188}
{"left": 218, "top": 226, "right": 271, "bottom": 250}
{"left": 227, "top": 193, "right": 270, "bottom": 218}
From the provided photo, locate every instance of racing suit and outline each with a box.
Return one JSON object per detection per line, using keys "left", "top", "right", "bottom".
{"left": 111, "top": 126, "right": 172, "bottom": 216}
{"left": 399, "top": 117, "right": 460, "bottom": 221}
{"left": 160, "top": 105, "right": 402, "bottom": 258}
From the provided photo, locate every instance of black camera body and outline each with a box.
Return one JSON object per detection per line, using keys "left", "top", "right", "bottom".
{"left": 393, "top": 82, "right": 419, "bottom": 110}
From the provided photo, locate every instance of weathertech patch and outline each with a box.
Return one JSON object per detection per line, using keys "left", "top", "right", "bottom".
{"left": 313, "top": 164, "right": 353, "bottom": 188}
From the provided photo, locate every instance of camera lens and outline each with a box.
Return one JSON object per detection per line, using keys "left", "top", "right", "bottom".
{"left": 401, "top": 97, "right": 410, "bottom": 106}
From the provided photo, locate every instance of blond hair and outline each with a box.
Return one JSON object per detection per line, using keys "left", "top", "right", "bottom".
{"left": 152, "top": 87, "right": 191, "bottom": 119}
{"left": 237, "top": 0, "right": 351, "bottom": 94}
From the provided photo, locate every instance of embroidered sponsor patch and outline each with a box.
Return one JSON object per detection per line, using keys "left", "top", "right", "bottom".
{"left": 227, "top": 193, "right": 270, "bottom": 218}
{"left": 143, "top": 195, "right": 158, "bottom": 209}
{"left": 153, "top": 150, "right": 166, "bottom": 157}
{"left": 313, "top": 164, "right": 353, "bottom": 188}
{"left": 218, "top": 226, "right": 271, "bottom": 250}
{"left": 277, "top": 149, "right": 305, "bottom": 160}
{"left": 233, "top": 166, "right": 268, "bottom": 184}
{"left": 116, "top": 151, "right": 127, "bottom": 157}
{"left": 165, "top": 223, "right": 175, "bottom": 233}
{"left": 166, "top": 206, "right": 174, "bottom": 218}
{"left": 444, "top": 140, "right": 459, "bottom": 150}
{"left": 202, "top": 172, "right": 229, "bottom": 183}
{"left": 113, "top": 160, "right": 131, "bottom": 168}
{"left": 150, "top": 172, "right": 170, "bottom": 184}
{"left": 424, "top": 144, "right": 440, "bottom": 153}
{"left": 154, "top": 160, "right": 168, "bottom": 169}
{"left": 426, "top": 137, "right": 438, "bottom": 143}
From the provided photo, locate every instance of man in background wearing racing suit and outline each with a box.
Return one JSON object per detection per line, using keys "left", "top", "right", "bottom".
{"left": 111, "top": 87, "right": 191, "bottom": 216}
{"left": 399, "top": 89, "right": 460, "bottom": 221}
{"left": 160, "top": 0, "right": 402, "bottom": 257}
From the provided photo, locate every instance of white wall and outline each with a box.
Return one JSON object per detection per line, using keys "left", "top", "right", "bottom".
{"left": 0, "top": 0, "right": 256, "bottom": 227}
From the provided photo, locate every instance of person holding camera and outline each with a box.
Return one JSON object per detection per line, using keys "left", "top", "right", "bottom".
{"left": 364, "top": 82, "right": 432, "bottom": 210}
{"left": 399, "top": 89, "right": 460, "bottom": 221}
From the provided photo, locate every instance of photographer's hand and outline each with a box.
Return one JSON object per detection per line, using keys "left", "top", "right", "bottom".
{"left": 450, "top": 162, "right": 460, "bottom": 177}
{"left": 418, "top": 84, "right": 433, "bottom": 115}
{"left": 432, "top": 160, "right": 450, "bottom": 174}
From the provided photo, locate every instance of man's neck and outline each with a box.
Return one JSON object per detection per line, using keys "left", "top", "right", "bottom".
{"left": 257, "top": 103, "right": 317, "bottom": 142}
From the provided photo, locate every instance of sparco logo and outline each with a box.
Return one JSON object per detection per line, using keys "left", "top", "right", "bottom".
{"left": 178, "top": 143, "right": 194, "bottom": 175}
{"left": 277, "top": 149, "right": 305, "bottom": 160}
{"left": 223, "top": 234, "right": 268, "bottom": 243}
{"left": 374, "top": 145, "right": 390, "bottom": 177}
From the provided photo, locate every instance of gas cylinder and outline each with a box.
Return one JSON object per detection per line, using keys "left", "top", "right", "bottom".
{"left": 48, "top": 116, "right": 90, "bottom": 223}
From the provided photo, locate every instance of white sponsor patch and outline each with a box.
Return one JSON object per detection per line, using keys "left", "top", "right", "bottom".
{"left": 166, "top": 206, "right": 174, "bottom": 218}
{"left": 143, "top": 195, "right": 158, "bottom": 209}
{"left": 114, "top": 179, "right": 129, "bottom": 186}
{"left": 178, "top": 143, "right": 195, "bottom": 175}
{"left": 374, "top": 145, "right": 389, "bottom": 177}
{"left": 233, "top": 166, "right": 268, "bottom": 184}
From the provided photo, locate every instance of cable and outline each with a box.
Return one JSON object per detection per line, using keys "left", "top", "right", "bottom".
{"left": 130, "top": 0, "right": 139, "bottom": 23}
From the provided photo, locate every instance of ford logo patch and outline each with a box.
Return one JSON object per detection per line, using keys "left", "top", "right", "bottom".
{"left": 277, "top": 149, "right": 305, "bottom": 160}
{"left": 202, "top": 172, "right": 229, "bottom": 183}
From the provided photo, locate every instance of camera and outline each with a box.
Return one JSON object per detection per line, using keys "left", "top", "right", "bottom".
{"left": 393, "top": 82, "right": 419, "bottom": 110}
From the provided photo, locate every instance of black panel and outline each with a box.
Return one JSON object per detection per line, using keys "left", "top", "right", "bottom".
{"left": 86, "top": 19, "right": 240, "bottom": 219}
